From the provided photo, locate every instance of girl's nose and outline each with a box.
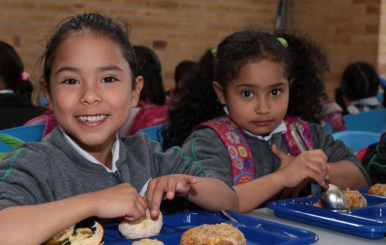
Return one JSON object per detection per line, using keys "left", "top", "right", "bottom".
{"left": 80, "top": 84, "right": 102, "bottom": 105}
{"left": 255, "top": 98, "right": 270, "bottom": 115}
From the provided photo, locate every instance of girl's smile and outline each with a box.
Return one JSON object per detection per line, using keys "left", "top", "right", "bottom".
{"left": 76, "top": 114, "right": 108, "bottom": 125}
{"left": 46, "top": 30, "right": 142, "bottom": 163}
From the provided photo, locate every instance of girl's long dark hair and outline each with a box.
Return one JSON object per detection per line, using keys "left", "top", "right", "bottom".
{"left": 133, "top": 45, "right": 166, "bottom": 105}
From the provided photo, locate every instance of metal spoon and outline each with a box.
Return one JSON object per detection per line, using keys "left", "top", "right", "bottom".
{"left": 221, "top": 210, "right": 238, "bottom": 222}
{"left": 291, "top": 128, "right": 348, "bottom": 211}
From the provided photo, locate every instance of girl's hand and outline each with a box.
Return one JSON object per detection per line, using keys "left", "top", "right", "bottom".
{"left": 92, "top": 183, "right": 147, "bottom": 221}
{"left": 272, "top": 145, "right": 329, "bottom": 189}
{"left": 145, "top": 174, "right": 197, "bottom": 219}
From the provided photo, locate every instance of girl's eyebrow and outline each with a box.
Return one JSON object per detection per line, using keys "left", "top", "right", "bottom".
{"left": 55, "top": 66, "right": 79, "bottom": 75}
{"left": 54, "top": 65, "right": 123, "bottom": 75}
{"left": 268, "top": 82, "right": 288, "bottom": 88}
{"left": 98, "top": 65, "right": 124, "bottom": 72}
{"left": 234, "top": 82, "right": 287, "bottom": 88}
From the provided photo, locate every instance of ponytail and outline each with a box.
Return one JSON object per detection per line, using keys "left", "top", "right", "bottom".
{"left": 275, "top": 30, "right": 328, "bottom": 123}
{"left": 0, "top": 41, "right": 34, "bottom": 98}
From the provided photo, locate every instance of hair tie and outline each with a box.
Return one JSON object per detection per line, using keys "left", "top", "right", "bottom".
{"left": 277, "top": 37, "right": 288, "bottom": 48}
{"left": 211, "top": 48, "right": 217, "bottom": 57}
{"left": 21, "top": 71, "right": 30, "bottom": 81}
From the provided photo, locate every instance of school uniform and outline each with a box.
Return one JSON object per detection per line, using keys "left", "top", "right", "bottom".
{"left": 181, "top": 120, "right": 371, "bottom": 188}
{"left": 0, "top": 127, "right": 230, "bottom": 210}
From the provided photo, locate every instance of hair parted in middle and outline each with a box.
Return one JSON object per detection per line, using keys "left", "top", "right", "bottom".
{"left": 39, "top": 12, "right": 137, "bottom": 95}
{"left": 162, "top": 28, "right": 329, "bottom": 149}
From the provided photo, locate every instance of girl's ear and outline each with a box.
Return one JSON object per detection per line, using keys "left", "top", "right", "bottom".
{"left": 39, "top": 80, "right": 52, "bottom": 106}
{"left": 131, "top": 76, "right": 143, "bottom": 107}
{"left": 212, "top": 81, "right": 226, "bottom": 105}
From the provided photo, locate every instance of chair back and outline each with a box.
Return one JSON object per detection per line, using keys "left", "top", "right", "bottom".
{"left": 0, "top": 134, "right": 25, "bottom": 158}
{"left": 137, "top": 123, "right": 168, "bottom": 143}
{"left": 332, "top": 131, "right": 381, "bottom": 153}
{"left": 0, "top": 123, "right": 45, "bottom": 142}
{"left": 343, "top": 109, "right": 386, "bottom": 133}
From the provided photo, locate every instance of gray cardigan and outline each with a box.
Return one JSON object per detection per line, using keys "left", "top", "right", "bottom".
{"left": 181, "top": 123, "right": 371, "bottom": 188}
{"left": 0, "top": 127, "right": 229, "bottom": 210}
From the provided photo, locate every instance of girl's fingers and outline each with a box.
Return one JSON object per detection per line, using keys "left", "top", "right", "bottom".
{"left": 149, "top": 181, "right": 168, "bottom": 218}
{"left": 305, "top": 168, "right": 326, "bottom": 187}
{"left": 166, "top": 177, "right": 177, "bottom": 200}
{"left": 145, "top": 180, "right": 156, "bottom": 203}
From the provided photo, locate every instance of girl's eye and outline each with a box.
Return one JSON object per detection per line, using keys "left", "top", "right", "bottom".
{"left": 63, "top": 78, "right": 79, "bottom": 85}
{"left": 271, "top": 89, "right": 282, "bottom": 97}
{"left": 101, "top": 76, "right": 118, "bottom": 83}
{"left": 241, "top": 91, "right": 254, "bottom": 98}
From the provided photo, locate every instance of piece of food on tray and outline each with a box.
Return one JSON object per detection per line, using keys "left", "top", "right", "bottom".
{"left": 312, "top": 189, "right": 367, "bottom": 209}
{"left": 132, "top": 238, "right": 164, "bottom": 245}
{"left": 367, "top": 183, "right": 386, "bottom": 197}
{"left": 69, "top": 222, "right": 104, "bottom": 245}
{"left": 44, "top": 225, "right": 75, "bottom": 245}
{"left": 343, "top": 189, "right": 367, "bottom": 209}
{"left": 180, "top": 223, "right": 246, "bottom": 245}
{"left": 119, "top": 209, "right": 163, "bottom": 239}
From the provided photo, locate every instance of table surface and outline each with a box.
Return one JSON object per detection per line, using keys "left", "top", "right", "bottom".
{"left": 247, "top": 208, "right": 386, "bottom": 244}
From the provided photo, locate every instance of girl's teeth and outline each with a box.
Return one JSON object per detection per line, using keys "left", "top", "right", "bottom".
{"left": 78, "top": 115, "right": 107, "bottom": 122}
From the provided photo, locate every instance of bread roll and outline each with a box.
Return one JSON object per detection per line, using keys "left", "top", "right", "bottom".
{"left": 132, "top": 238, "right": 164, "bottom": 245}
{"left": 180, "top": 223, "right": 246, "bottom": 245}
{"left": 119, "top": 210, "right": 163, "bottom": 239}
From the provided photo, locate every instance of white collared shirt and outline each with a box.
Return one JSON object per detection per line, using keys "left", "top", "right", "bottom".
{"left": 0, "top": 90, "right": 14, "bottom": 94}
{"left": 59, "top": 126, "right": 120, "bottom": 172}
{"left": 223, "top": 106, "right": 287, "bottom": 141}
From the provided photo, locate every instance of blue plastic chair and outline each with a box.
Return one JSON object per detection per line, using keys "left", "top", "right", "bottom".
{"left": 0, "top": 123, "right": 45, "bottom": 143}
{"left": 377, "top": 92, "right": 384, "bottom": 102}
{"left": 137, "top": 124, "right": 168, "bottom": 143}
{"left": 343, "top": 109, "right": 386, "bottom": 133}
{"left": 332, "top": 131, "right": 381, "bottom": 153}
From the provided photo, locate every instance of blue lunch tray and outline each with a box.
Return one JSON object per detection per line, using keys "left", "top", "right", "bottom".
{"left": 101, "top": 210, "right": 318, "bottom": 245}
{"left": 268, "top": 187, "right": 386, "bottom": 239}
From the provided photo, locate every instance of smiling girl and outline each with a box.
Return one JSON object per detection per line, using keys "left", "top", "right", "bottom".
{"left": 0, "top": 13, "right": 238, "bottom": 245}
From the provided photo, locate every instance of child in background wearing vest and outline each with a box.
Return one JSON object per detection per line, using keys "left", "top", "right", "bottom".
{"left": 0, "top": 13, "right": 238, "bottom": 245}
{"left": 162, "top": 29, "right": 370, "bottom": 213}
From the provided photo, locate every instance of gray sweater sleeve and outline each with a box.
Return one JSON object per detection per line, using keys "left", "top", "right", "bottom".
{"left": 0, "top": 145, "right": 53, "bottom": 209}
{"left": 181, "top": 128, "right": 234, "bottom": 187}
{"left": 310, "top": 123, "right": 371, "bottom": 185}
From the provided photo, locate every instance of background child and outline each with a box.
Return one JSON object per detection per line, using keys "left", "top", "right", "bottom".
{"left": 335, "top": 62, "right": 384, "bottom": 115}
{"left": 163, "top": 29, "right": 370, "bottom": 213}
{"left": 0, "top": 41, "right": 46, "bottom": 130}
{"left": 0, "top": 13, "right": 238, "bottom": 245}
{"left": 120, "top": 45, "right": 168, "bottom": 136}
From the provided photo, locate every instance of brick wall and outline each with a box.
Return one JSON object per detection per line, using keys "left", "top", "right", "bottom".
{"left": 378, "top": 0, "right": 386, "bottom": 76}
{"left": 0, "top": 0, "right": 278, "bottom": 91}
{"left": 291, "top": 0, "right": 381, "bottom": 102}
{"left": 1, "top": 0, "right": 383, "bottom": 101}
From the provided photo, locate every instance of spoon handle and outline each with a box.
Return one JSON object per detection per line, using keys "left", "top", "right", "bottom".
{"left": 221, "top": 210, "right": 238, "bottom": 223}
{"left": 291, "top": 128, "right": 312, "bottom": 152}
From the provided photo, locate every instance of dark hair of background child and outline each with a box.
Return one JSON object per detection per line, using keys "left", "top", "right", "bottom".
{"left": 0, "top": 41, "right": 34, "bottom": 98}
{"left": 162, "top": 29, "right": 329, "bottom": 149}
{"left": 133, "top": 45, "right": 166, "bottom": 106}
{"left": 39, "top": 12, "right": 137, "bottom": 96}
{"left": 174, "top": 60, "right": 197, "bottom": 94}
{"left": 335, "top": 62, "right": 383, "bottom": 114}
